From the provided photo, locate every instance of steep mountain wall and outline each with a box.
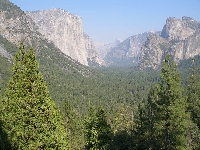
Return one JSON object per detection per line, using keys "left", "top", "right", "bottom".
{"left": 26, "top": 8, "right": 106, "bottom": 66}
{"left": 0, "top": 0, "right": 40, "bottom": 45}
{"left": 0, "top": 0, "right": 93, "bottom": 77}
{"left": 104, "top": 32, "right": 160, "bottom": 66}
{"left": 139, "top": 16, "right": 200, "bottom": 69}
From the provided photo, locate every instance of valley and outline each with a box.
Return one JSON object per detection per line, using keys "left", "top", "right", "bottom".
{"left": 0, "top": 0, "right": 200, "bottom": 149}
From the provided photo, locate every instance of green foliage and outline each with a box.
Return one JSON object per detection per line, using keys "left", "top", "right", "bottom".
{"left": 187, "top": 58, "right": 200, "bottom": 128}
{"left": 0, "top": 42, "right": 69, "bottom": 149}
{"left": 186, "top": 58, "right": 200, "bottom": 149}
{"left": 84, "top": 104, "right": 112, "bottom": 150}
{"left": 140, "top": 54, "right": 190, "bottom": 150}
{"left": 136, "top": 86, "right": 162, "bottom": 149}
{"left": 63, "top": 100, "right": 84, "bottom": 150}
{"left": 156, "top": 54, "right": 190, "bottom": 149}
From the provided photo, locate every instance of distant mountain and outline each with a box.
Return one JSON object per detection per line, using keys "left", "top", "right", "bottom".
{"left": 139, "top": 16, "right": 200, "bottom": 69}
{"left": 104, "top": 31, "right": 160, "bottom": 67}
{"left": 26, "top": 8, "right": 106, "bottom": 67}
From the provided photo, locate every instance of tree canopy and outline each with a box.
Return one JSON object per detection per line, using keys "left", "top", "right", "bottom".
{"left": 0, "top": 42, "right": 69, "bottom": 149}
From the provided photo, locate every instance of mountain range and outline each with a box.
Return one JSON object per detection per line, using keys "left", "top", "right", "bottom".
{"left": 0, "top": 0, "right": 200, "bottom": 75}
{"left": 104, "top": 31, "right": 160, "bottom": 67}
{"left": 97, "top": 16, "right": 200, "bottom": 68}
{"left": 140, "top": 16, "right": 200, "bottom": 69}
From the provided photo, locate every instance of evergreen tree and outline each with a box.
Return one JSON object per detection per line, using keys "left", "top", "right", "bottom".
{"left": 156, "top": 54, "right": 190, "bottom": 149}
{"left": 63, "top": 100, "right": 84, "bottom": 149}
{"left": 111, "top": 103, "right": 135, "bottom": 150}
{"left": 84, "top": 104, "right": 112, "bottom": 150}
{"left": 141, "top": 54, "right": 190, "bottom": 150}
{"left": 95, "top": 106, "right": 112, "bottom": 149}
{"left": 0, "top": 42, "right": 69, "bottom": 149}
{"left": 187, "top": 58, "right": 200, "bottom": 129}
{"left": 140, "top": 86, "right": 162, "bottom": 149}
{"left": 186, "top": 58, "right": 200, "bottom": 149}
{"left": 84, "top": 104, "right": 97, "bottom": 150}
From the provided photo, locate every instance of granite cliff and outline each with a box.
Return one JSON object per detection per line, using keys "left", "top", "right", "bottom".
{"left": 139, "top": 16, "right": 200, "bottom": 69}
{"left": 26, "top": 8, "right": 106, "bottom": 67}
{"left": 94, "top": 42, "right": 114, "bottom": 59}
{"left": 94, "top": 39, "right": 122, "bottom": 59}
{"left": 104, "top": 32, "right": 160, "bottom": 67}
{"left": 0, "top": 0, "right": 93, "bottom": 77}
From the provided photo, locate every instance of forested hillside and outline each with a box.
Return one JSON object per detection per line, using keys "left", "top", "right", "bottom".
{"left": 1, "top": 42, "right": 200, "bottom": 149}
{"left": 0, "top": 0, "right": 200, "bottom": 149}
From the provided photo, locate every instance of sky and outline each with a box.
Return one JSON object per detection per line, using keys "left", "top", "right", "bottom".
{"left": 9, "top": 0, "right": 200, "bottom": 43}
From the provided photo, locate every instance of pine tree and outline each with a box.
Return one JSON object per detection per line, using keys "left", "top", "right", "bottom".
{"left": 0, "top": 42, "right": 69, "bottom": 149}
{"left": 84, "top": 104, "right": 112, "bottom": 150}
{"left": 111, "top": 103, "right": 135, "bottom": 150}
{"left": 95, "top": 106, "right": 112, "bottom": 149}
{"left": 186, "top": 58, "right": 200, "bottom": 149}
{"left": 84, "top": 103, "right": 96, "bottom": 150}
{"left": 141, "top": 54, "right": 190, "bottom": 149}
{"left": 135, "top": 86, "right": 162, "bottom": 150}
{"left": 187, "top": 58, "right": 200, "bottom": 129}
{"left": 63, "top": 99, "right": 84, "bottom": 149}
{"left": 156, "top": 54, "right": 190, "bottom": 149}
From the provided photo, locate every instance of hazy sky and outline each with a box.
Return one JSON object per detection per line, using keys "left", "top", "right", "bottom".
{"left": 10, "top": 0, "right": 200, "bottom": 43}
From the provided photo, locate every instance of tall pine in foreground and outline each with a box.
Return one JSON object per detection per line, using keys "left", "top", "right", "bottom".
{"left": 142, "top": 54, "right": 190, "bottom": 150}
{"left": 186, "top": 58, "right": 200, "bottom": 149}
{"left": 0, "top": 42, "right": 69, "bottom": 149}
{"left": 156, "top": 54, "right": 190, "bottom": 149}
{"left": 187, "top": 58, "right": 200, "bottom": 129}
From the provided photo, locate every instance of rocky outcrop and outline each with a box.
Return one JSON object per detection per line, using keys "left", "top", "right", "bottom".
{"left": 94, "top": 42, "right": 115, "bottom": 59}
{"left": 105, "top": 32, "right": 159, "bottom": 66}
{"left": 26, "top": 8, "right": 106, "bottom": 66}
{"left": 139, "top": 16, "right": 200, "bottom": 69}
{"left": 161, "top": 17, "right": 195, "bottom": 41}
{"left": 0, "top": 0, "right": 40, "bottom": 45}
{"left": 83, "top": 33, "right": 106, "bottom": 66}
{"left": 140, "top": 34, "right": 170, "bottom": 69}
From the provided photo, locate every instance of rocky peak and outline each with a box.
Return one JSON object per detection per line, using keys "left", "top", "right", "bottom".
{"left": 140, "top": 16, "right": 200, "bottom": 69}
{"left": 0, "top": 0, "right": 40, "bottom": 45}
{"left": 161, "top": 17, "right": 195, "bottom": 41}
{"left": 140, "top": 33, "right": 169, "bottom": 69}
{"left": 104, "top": 32, "right": 159, "bottom": 67}
{"left": 114, "top": 39, "right": 122, "bottom": 46}
{"left": 0, "top": 0, "right": 94, "bottom": 76}
{"left": 94, "top": 42, "right": 115, "bottom": 59}
{"left": 182, "top": 16, "right": 200, "bottom": 33}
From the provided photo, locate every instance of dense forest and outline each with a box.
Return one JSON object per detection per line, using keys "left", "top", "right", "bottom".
{"left": 0, "top": 43, "right": 200, "bottom": 149}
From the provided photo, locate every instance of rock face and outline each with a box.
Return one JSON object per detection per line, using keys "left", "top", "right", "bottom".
{"left": 161, "top": 17, "right": 195, "bottom": 41}
{"left": 94, "top": 42, "right": 115, "bottom": 59}
{"left": 105, "top": 32, "right": 160, "bottom": 67}
{"left": 26, "top": 8, "right": 106, "bottom": 66}
{"left": 83, "top": 33, "right": 107, "bottom": 66}
{"left": 0, "top": 0, "right": 93, "bottom": 77}
{"left": 140, "top": 16, "right": 200, "bottom": 69}
{"left": 0, "top": 0, "right": 40, "bottom": 45}
{"left": 139, "top": 34, "right": 169, "bottom": 69}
